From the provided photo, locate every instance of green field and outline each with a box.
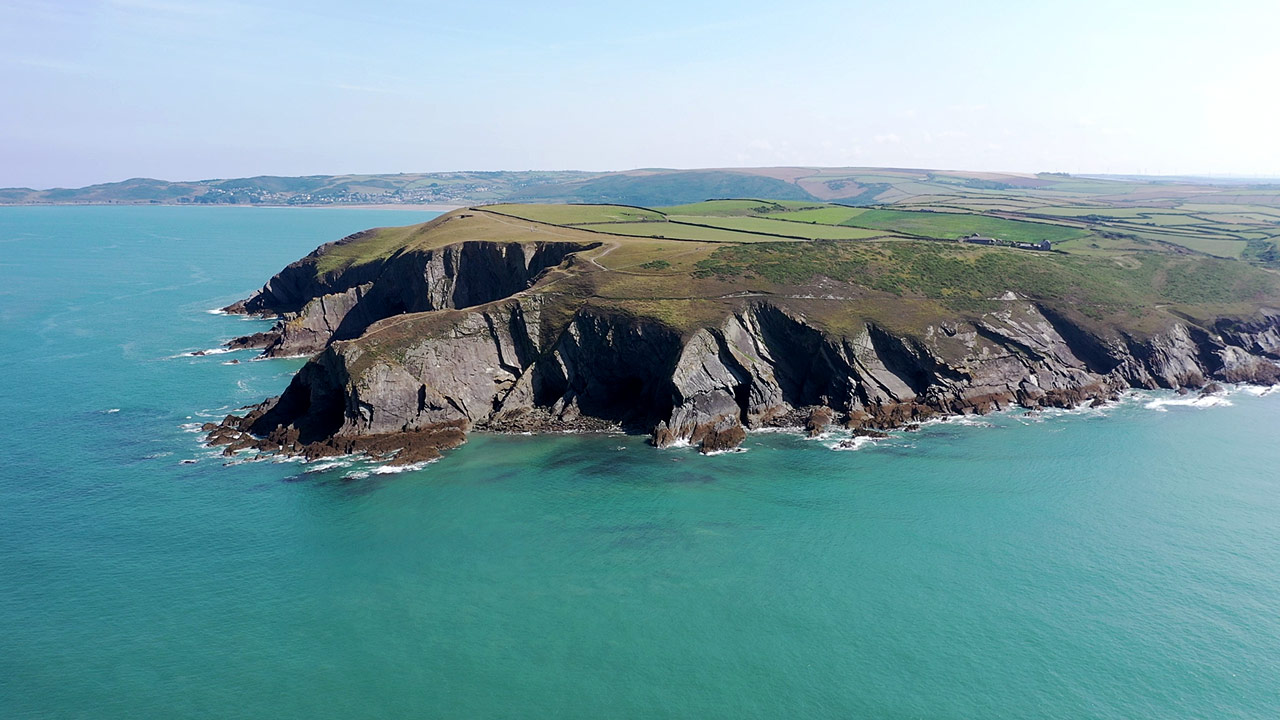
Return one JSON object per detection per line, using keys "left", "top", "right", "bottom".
{"left": 841, "top": 209, "right": 1089, "bottom": 244}
{"left": 655, "top": 199, "right": 820, "bottom": 216}
{"left": 575, "top": 221, "right": 802, "bottom": 243}
{"left": 312, "top": 224, "right": 426, "bottom": 276}
{"left": 763, "top": 206, "right": 866, "bottom": 224}
{"left": 676, "top": 215, "right": 888, "bottom": 240}
{"left": 1123, "top": 231, "right": 1247, "bottom": 258}
{"left": 471, "top": 198, "right": 1276, "bottom": 266}
{"left": 484, "top": 203, "right": 664, "bottom": 225}
{"left": 690, "top": 239, "right": 1279, "bottom": 312}
{"left": 287, "top": 198, "right": 1280, "bottom": 348}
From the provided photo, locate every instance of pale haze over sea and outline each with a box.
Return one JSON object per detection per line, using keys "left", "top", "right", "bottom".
{"left": 2, "top": 0, "right": 1278, "bottom": 188}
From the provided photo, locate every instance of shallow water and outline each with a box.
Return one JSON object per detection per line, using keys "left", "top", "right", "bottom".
{"left": 3, "top": 207, "right": 1280, "bottom": 719}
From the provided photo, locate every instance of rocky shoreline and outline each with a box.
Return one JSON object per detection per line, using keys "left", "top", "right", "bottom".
{"left": 204, "top": 380, "right": 1253, "bottom": 466}
{"left": 203, "top": 225, "right": 1280, "bottom": 462}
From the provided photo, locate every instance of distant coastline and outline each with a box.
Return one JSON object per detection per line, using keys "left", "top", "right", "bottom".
{"left": 0, "top": 201, "right": 463, "bottom": 211}
{"left": 8, "top": 166, "right": 1279, "bottom": 211}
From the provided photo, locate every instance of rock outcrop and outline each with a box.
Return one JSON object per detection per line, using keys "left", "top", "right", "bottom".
{"left": 227, "top": 238, "right": 589, "bottom": 357}
{"left": 209, "top": 214, "right": 1280, "bottom": 461}
{"left": 213, "top": 264, "right": 1280, "bottom": 459}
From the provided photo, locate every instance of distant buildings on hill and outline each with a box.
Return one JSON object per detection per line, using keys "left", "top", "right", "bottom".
{"left": 961, "top": 234, "right": 1052, "bottom": 251}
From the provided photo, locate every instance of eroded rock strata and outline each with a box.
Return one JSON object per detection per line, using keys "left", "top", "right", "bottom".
{"left": 208, "top": 215, "right": 1280, "bottom": 461}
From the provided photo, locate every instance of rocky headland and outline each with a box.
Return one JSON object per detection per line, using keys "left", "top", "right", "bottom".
{"left": 205, "top": 207, "right": 1280, "bottom": 462}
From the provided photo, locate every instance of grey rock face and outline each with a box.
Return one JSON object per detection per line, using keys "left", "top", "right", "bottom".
{"left": 218, "top": 237, "right": 1280, "bottom": 457}
{"left": 239, "top": 287, "right": 1280, "bottom": 456}
{"left": 229, "top": 240, "right": 586, "bottom": 357}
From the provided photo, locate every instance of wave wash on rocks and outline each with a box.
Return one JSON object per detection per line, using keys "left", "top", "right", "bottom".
{"left": 207, "top": 216, "right": 1280, "bottom": 462}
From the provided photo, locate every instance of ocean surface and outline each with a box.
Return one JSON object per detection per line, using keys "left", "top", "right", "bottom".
{"left": 3, "top": 206, "right": 1280, "bottom": 719}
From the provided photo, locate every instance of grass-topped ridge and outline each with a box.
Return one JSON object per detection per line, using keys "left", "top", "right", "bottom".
{"left": 294, "top": 195, "right": 1280, "bottom": 336}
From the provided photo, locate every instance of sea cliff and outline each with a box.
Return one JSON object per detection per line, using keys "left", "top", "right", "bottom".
{"left": 206, "top": 207, "right": 1280, "bottom": 460}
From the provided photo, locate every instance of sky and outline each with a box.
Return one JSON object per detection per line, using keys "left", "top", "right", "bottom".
{"left": 2, "top": 0, "right": 1278, "bottom": 188}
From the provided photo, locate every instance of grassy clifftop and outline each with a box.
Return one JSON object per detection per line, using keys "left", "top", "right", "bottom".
{"left": 301, "top": 199, "right": 1280, "bottom": 347}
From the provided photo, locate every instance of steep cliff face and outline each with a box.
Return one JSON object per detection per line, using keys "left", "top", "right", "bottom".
{"left": 227, "top": 240, "right": 589, "bottom": 357}
{"left": 225, "top": 229, "right": 388, "bottom": 316}
{"left": 207, "top": 210, "right": 1280, "bottom": 461}
{"left": 213, "top": 280, "right": 1280, "bottom": 459}
{"left": 221, "top": 300, "right": 686, "bottom": 453}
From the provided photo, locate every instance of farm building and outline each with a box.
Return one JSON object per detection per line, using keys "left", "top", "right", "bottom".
{"left": 1014, "top": 240, "right": 1053, "bottom": 251}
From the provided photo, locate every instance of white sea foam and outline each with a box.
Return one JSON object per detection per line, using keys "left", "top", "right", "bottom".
{"left": 1034, "top": 403, "right": 1112, "bottom": 421}
{"left": 305, "top": 461, "right": 350, "bottom": 473}
{"left": 341, "top": 459, "right": 438, "bottom": 479}
{"left": 747, "top": 426, "right": 805, "bottom": 435}
{"left": 917, "top": 414, "right": 996, "bottom": 430}
{"left": 205, "top": 308, "right": 228, "bottom": 315}
{"left": 104, "top": 408, "right": 120, "bottom": 414}
{"left": 827, "top": 436, "right": 878, "bottom": 452}
{"left": 702, "top": 447, "right": 748, "bottom": 456}
{"left": 1144, "top": 394, "right": 1233, "bottom": 411}
{"left": 179, "top": 422, "right": 204, "bottom": 433}
{"left": 172, "top": 347, "right": 235, "bottom": 358}
{"left": 370, "top": 460, "right": 437, "bottom": 474}
{"left": 249, "top": 353, "right": 309, "bottom": 361}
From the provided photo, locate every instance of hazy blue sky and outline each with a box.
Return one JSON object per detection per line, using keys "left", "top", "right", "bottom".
{"left": 3, "top": 0, "right": 1277, "bottom": 187}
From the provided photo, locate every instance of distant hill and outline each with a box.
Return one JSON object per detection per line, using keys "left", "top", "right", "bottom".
{"left": 6, "top": 167, "right": 1280, "bottom": 213}
{"left": 502, "top": 170, "right": 814, "bottom": 206}
{"left": 206, "top": 198, "right": 1280, "bottom": 459}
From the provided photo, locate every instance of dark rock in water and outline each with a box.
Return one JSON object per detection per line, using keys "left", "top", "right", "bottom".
{"left": 851, "top": 428, "right": 889, "bottom": 439}
{"left": 1176, "top": 387, "right": 1189, "bottom": 396}
{"left": 697, "top": 418, "right": 747, "bottom": 454}
{"left": 1199, "top": 382, "right": 1224, "bottom": 397}
{"left": 180, "top": 459, "right": 197, "bottom": 465}
{"left": 191, "top": 350, "right": 208, "bottom": 357}
{"left": 652, "top": 423, "right": 676, "bottom": 448}
{"left": 225, "top": 332, "right": 274, "bottom": 351}
{"left": 1090, "top": 397, "right": 1107, "bottom": 408}
{"left": 227, "top": 359, "right": 240, "bottom": 365}
{"left": 805, "top": 407, "right": 834, "bottom": 437}
{"left": 904, "top": 424, "right": 921, "bottom": 432}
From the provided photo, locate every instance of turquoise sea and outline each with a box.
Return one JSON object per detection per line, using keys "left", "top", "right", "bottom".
{"left": 3, "top": 206, "right": 1280, "bottom": 719}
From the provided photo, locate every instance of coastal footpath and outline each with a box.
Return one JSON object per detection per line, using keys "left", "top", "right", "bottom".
{"left": 206, "top": 205, "right": 1280, "bottom": 461}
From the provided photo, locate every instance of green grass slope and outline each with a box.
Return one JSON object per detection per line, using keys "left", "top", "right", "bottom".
{"left": 503, "top": 171, "right": 816, "bottom": 205}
